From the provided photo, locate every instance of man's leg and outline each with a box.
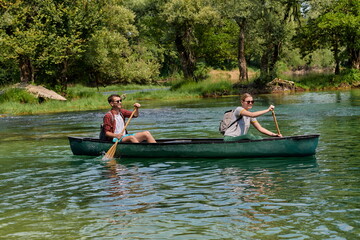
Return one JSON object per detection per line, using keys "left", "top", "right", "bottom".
{"left": 134, "top": 131, "right": 156, "bottom": 143}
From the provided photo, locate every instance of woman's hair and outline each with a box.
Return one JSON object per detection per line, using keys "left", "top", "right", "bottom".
{"left": 241, "top": 93, "right": 252, "bottom": 102}
{"left": 107, "top": 94, "right": 121, "bottom": 103}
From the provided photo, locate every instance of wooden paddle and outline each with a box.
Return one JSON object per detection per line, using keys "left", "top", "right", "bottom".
{"left": 102, "top": 108, "right": 137, "bottom": 161}
{"left": 271, "top": 110, "right": 281, "bottom": 136}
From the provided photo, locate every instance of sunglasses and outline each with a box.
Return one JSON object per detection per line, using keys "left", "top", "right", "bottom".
{"left": 113, "top": 100, "right": 122, "bottom": 103}
{"left": 244, "top": 100, "right": 254, "bottom": 104}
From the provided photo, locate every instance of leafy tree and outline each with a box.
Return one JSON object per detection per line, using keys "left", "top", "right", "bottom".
{"left": 0, "top": 0, "right": 44, "bottom": 84}
{"left": 0, "top": 0, "right": 101, "bottom": 92}
{"left": 295, "top": 0, "right": 360, "bottom": 74}
{"left": 214, "top": 0, "right": 256, "bottom": 81}
{"left": 83, "top": 2, "right": 160, "bottom": 85}
{"left": 255, "top": 0, "right": 303, "bottom": 82}
{"left": 195, "top": 20, "right": 238, "bottom": 70}
{"left": 36, "top": 0, "right": 101, "bottom": 93}
{"left": 160, "top": 0, "right": 220, "bottom": 81}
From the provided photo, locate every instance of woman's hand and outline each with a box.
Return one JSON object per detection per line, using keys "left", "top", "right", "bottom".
{"left": 134, "top": 103, "right": 141, "bottom": 108}
{"left": 268, "top": 105, "right": 275, "bottom": 111}
{"left": 273, "top": 133, "right": 283, "bottom": 137}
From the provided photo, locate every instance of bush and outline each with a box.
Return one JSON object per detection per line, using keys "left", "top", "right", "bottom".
{"left": 194, "top": 62, "right": 210, "bottom": 81}
{"left": 339, "top": 69, "right": 360, "bottom": 84}
{"left": 0, "top": 88, "right": 38, "bottom": 104}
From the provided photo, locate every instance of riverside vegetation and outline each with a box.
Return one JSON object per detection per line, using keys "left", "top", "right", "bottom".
{"left": 1, "top": 1, "right": 359, "bottom": 116}
{"left": 1, "top": 1, "right": 359, "bottom": 97}
{"left": 0, "top": 68, "right": 359, "bottom": 116}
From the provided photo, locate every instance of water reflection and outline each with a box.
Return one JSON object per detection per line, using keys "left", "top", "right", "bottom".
{"left": 92, "top": 155, "right": 321, "bottom": 238}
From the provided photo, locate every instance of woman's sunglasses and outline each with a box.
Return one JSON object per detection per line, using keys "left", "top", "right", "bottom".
{"left": 244, "top": 100, "right": 254, "bottom": 104}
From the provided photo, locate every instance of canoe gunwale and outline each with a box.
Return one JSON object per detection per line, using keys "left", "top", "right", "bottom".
{"left": 68, "top": 134, "right": 320, "bottom": 145}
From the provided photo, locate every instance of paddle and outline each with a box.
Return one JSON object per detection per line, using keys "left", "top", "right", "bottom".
{"left": 102, "top": 108, "right": 137, "bottom": 161}
{"left": 271, "top": 110, "right": 281, "bottom": 136}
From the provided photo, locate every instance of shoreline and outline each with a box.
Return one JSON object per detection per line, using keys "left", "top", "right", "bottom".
{"left": 1, "top": 87, "right": 359, "bottom": 117}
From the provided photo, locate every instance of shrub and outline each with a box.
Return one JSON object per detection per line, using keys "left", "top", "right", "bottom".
{"left": 339, "top": 69, "right": 360, "bottom": 84}
{"left": 0, "top": 88, "right": 38, "bottom": 104}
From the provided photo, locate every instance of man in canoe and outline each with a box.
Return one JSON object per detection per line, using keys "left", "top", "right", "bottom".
{"left": 102, "top": 94, "right": 156, "bottom": 143}
{"left": 224, "top": 93, "right": 283, "bottom": 141}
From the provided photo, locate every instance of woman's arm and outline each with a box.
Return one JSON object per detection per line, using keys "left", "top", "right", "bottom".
{"left": 251, "top": 121, "right": 282, "bottom": 137}
{"left": 241, "top": 105, "right": 274, "bottom": 118}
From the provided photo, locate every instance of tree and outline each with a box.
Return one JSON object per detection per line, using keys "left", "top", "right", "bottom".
{"left": 160, "top": 0, "right": 220, "bottom": 81}
{"left": 214, "top": 0, "right": 256, "bottom": 82}
{"left": 36, "top": 0, "right": 101, "bottom": 93}
{"left": 0, "top": 0, "right": 44, "bottom": 84}
{"left": 295, "top": 0, "right": 360, "bottom": 74}
{"left": 256, "top": 0, "right": 302, "bottom": 82}
{"left": 0, "top": 0, "right": 101, "bottom": 92}
{"left": 83, "top": 2, "right": 160, "bottom": 85}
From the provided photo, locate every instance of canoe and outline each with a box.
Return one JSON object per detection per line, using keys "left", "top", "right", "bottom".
{"left": 68, "top": 134, "right": 320, "bottom": 158}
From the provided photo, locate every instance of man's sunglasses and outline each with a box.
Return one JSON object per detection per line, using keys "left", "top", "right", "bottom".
{"left": 113, "top": 100, "right": 122, "bottom": 103}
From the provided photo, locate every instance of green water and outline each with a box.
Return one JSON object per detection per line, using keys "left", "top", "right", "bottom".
{"left": 0, "top": 90, "right": 359, "bottom": 239}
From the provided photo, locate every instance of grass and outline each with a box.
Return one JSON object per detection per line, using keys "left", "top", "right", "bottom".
{"left": 283, "top": 69, "right": 360, "bottom": 90}
{"left": 1, "top": 68, "right": 359, "bottom": 116}
{"left": 0, "top": 83, "right": 201, "bottom": 115}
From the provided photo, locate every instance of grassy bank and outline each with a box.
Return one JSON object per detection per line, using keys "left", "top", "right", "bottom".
{"left": 0, "top": 68, "right": 359, "bottom": 116}
{"left": 281, "top": 69, "right": 360, "bottom": 90}
{"left": 0, "top": 84, "right": 203, "bottom": 115}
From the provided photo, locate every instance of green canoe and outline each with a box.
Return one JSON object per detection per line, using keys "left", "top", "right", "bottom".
{"left": 68, "top": 134, "right": 319, "bottom": 158}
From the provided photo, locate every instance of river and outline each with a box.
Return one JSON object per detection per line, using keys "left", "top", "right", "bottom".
{"left": 0, "top": 90, "right": 359, "bottom": 239}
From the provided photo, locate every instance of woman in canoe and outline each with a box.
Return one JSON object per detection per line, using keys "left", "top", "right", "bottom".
{"left": 102, "top": 94, "right": 156, "bottom": 143}
{"left": 224, "top": 93, "right": 283, "bottom": 141}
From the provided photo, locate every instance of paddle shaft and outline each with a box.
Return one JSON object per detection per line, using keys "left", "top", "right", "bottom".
{"left": 271, "top": 110, "right": 281, "bottom": 136}
{"left": 103, "top": 108, "right": 137, "bottom": 160}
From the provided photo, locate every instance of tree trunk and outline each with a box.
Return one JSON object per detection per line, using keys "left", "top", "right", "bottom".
{"left": 19, "top": 55, "right": 34, "bottom": 84}
{"left": 175, "top": 27, "right": 196, "bottom": 80}
{"left": 58, "top": 61, "right": 68, "bottom": 95}
{"left": 260, "top": 46, "right": 273, "bottom": 82}
{"left": 350, "top": 48, "right": 360, "bottom": 70}
{"left": 333, "top": 41, "right": 341, "bottom": 75}
{"left": 269, "top": 42, "right": 281, "bottom": 79}
{"left": 235, "top": 17, "right": 248, "bottom": 82}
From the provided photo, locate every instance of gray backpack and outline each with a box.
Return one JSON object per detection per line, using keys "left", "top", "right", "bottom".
{"left": 219, "top": 110, "right": 242, "bottom": 135}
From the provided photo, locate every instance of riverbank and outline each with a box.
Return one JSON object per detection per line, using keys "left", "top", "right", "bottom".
{"left": 0, "top": 68, "right": 359, "bottom": 116}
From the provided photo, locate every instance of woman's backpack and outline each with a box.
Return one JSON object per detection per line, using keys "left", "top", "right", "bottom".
{"left": 219, "top": 110, "right": 242, "bottom": 135}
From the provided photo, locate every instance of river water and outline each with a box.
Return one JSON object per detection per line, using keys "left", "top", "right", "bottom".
{"left": 0, "top": 90, "right": 359, "bottom": 239}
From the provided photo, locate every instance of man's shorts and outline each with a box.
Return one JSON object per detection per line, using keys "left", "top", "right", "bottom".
{"left": 113, "top": 133, "right": 136, "bottom": 143}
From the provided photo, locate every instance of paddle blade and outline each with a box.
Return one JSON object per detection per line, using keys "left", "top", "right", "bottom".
{"left": 102, "top": 141, "right": 118, "bottom": 161}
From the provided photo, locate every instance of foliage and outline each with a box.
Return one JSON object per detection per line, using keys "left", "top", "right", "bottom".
{"left": 336, "top": 68, "right": 360, "bottom": 84}
{"left": 0, "top": 0, "right": 359, "bottom": 90}
{"left": 169, "top": 77, "right": 233, "bottom": 96}
{"left": 0, "top": 88, "right": 38, "bottom": 104}
{"left": 195, "top": 19, "right": 238, "bottom": 70}
{"left": 288, "top": 69, "right": 360, "bottom": 90}
{"left": 290, "top": 73, "right": 334, "bottom": 90}
{"left": 160, "top": 0, "right": 221, "bottom": 80}
{"left": 295, "top": 0, "right": 360, "bottom": 73}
